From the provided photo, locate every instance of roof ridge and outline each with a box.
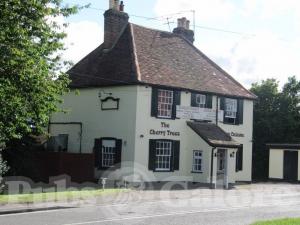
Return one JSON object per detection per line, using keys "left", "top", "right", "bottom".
{"left": 130, "top": 23, "right": 176, "bottom": 35}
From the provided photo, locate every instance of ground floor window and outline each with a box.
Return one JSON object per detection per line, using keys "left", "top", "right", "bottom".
{"left": 155, "top": 141, "right": 172, "bottom": 171}
{"left": 192, "top": 150, "right": 203, "bottom": 172}
{"left": 94, "top": 138, "right": 122, "bottom": 169}
{"left": 149, "top": 139, "right": 180, "bottom": 172}
{"left": 102, "top": 139, "right": 116, "bottom": 167}
{"left": 236, "top": 145, "right": 243, "bottom": 172}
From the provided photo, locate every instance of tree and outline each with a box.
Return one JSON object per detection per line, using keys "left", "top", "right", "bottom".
{"left": 0, "top": 0, "right": 83, "bottom": 146}
{"left": 251, "top": 77, "right": 300, "bottom": 180}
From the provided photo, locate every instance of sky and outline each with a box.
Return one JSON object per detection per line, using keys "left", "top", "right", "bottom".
{"left": 62, "top": 0, "right": 300, "bottom": 88}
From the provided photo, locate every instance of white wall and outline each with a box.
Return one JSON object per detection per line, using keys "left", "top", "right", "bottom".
{"left": 51, "top": 85, "right": 253, "bottom": 184}
{"left": 218, "top": 98, "right": 254, "bottom": 182}
{"left": 269, "top": 149, "right": 284, "bottom": 179}
{"left": 51, "top": 86, "right": 138, "bottom": 179}
{"left": 133, "top": 86, "right": 248, "bottom": 183}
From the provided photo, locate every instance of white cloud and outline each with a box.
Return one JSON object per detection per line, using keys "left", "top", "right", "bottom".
{"left": 201, "top": 32, "right": 300, "bottom": 88}
{"left": 154, "top": 0, "right": 300, "bottom": 88}
{"left": 63, "top": 21, "right": 103, "bottom": 64}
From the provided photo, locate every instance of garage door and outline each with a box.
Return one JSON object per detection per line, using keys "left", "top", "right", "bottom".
{"left": 284, "top": 151, "right": 298, "bottom": 182}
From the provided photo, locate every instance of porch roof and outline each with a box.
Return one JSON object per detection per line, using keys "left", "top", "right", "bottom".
{"left": 187, "top": 121, "right": 241, "bottom": 148}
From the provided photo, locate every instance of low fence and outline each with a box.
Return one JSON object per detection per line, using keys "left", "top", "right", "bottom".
{"left": 34, "top": 152, "right": 95, "bottom": 183}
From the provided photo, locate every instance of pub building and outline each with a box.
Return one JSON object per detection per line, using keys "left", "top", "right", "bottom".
{"left": 49, "top": 0, "right": 256, "bottom": 189}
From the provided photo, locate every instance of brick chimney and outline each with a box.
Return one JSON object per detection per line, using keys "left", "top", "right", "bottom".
{"left": 104, "top": 0, "right": 129, "bottom": 49}
{"left": 173, "top": 17, "right": 194, "bottom": 43}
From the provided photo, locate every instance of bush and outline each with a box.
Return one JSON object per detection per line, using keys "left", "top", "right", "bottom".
{"left": 0, "top": 152, "right": 9, "bottom": 193}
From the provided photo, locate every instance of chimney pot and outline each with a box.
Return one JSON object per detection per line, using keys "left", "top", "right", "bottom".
{"left": 109, "top": 0, "right": 114, "bottom": 9}
{"left": 113, "top": 0, "right": 120, "bottom": 10}
{"left": 119, "top": 1, "right": 124, "bottom": 12}
{"left": 186, "top": 20, "right": 190, "bottom": 30}
{"left": 173, "top": 17, "right": 194, "bottom": 43}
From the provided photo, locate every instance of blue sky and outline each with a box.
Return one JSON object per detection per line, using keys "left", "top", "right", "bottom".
{"left": 62, "top": 0, "right": 300, "bottom": 88}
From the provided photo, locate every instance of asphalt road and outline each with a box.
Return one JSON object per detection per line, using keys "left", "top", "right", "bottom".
{"left": 1, "top": 183, "right": 300, "bottom": 225}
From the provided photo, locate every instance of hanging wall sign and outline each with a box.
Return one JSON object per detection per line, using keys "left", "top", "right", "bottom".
{"left": 101, "top": 97, "right": 120, "bottom": 110}
{"left": 176, "top": 106, "right": 224, "bottom": 122}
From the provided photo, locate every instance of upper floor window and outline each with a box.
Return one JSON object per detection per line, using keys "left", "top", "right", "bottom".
{"left": 195, "top": 94, "right": 206, "bottom": 108}
{"left": 220, "top": 97, "right": 244, "bottom": 125}
{"left": 191, "top": 93, "right": 212, "bottom": 109}
{"left": 151, "top": 88, "right": 181, "bottom": 120}
{"left": 225, "top": 98, "right": 237, "bottom": 119}
{"left": 158, "top": 89, "right": 173, "bottom": 118}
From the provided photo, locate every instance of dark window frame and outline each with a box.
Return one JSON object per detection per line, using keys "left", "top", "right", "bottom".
{"left": 151, "top": 87, "right": 181, "bottom": 120}
{"left": 149, "top": 139, "right": 180, "bottom": 172}
{"left": 94, "top": 137, "right": 122, "bottom": 170}
{"left": 191, "top": 92, "right": 213, "bottom": 109}
{"left": 236, "top": 145, "right": 243, "bottom": 172}
{"left": 220, "top": 97, "right": 244, "bottom": 125}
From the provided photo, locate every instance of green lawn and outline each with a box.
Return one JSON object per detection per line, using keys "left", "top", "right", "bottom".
{"left": 252, "top": 218, "right": 300, "bottom": 225}
{"left": 0, "top": 188, "right": 128, "bottom": 204}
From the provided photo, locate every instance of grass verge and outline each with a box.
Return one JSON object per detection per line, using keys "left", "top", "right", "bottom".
{"left": 0, "top": 188, "right": 128, "bottom": 204}
{"left": 251, "top": 218, "right": 300, "bottom": 225}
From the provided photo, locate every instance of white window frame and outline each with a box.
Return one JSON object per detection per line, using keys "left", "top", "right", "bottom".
{"left": 155, "top": 140, "right": 172, "bottom": 171}
{"left": 224, "top": 98, "right": 237, "bottom": 119}
{"left": 192, "top": 150, "right": 203, "bottom": 172}
{"left": 195, "top": 94, "right": 206, "bottom": 108}
{"left": 102, "top": 139, "right": 116, "bottom": 168}
{"left": 157, "top": 89, "right": 173, "bottom": 118}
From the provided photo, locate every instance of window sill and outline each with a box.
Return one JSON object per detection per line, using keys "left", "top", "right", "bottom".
{"left": 191, "top": 171, "right": 203, "bottom": 174}
{"left": 153, "top": 170, "right": 173, "bottom": 173}
{"left": 155, "top": 116, "right": 176, "bottom": 120}
{"left": 221, "top": 122, "right": 239, "bottom": 126}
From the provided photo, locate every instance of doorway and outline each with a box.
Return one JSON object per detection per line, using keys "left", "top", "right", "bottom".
{"left": 284, "top": 151, "right": 298, "bottom": 182}
{"left": 216, "top": 149, "right": 227, "bottom": 188}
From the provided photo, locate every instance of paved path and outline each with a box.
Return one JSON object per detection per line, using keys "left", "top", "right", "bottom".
{"left": 1, "top": 183, "right": 300, "bottom": 225}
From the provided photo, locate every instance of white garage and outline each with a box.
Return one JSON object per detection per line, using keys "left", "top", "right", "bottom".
{"left": 268, "top": 144, "right": 300, "bottom": 182}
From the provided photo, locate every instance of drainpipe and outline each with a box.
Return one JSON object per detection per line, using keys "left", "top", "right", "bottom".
{"left": 210, "top": 147, "right": 216, "bottom": 188}
{"left": 216, "top": 96, "right": 219, "bottom": 126}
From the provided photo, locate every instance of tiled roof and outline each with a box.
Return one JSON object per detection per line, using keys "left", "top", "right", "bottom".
{"left": 187, "top": 121, "right": 241, "bottom": 148}
{"left": 68, "top": 23, "right": 256, "bottom": 99}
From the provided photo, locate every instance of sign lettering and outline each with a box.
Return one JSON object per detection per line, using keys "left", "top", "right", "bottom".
{"left": 176, "top": 106, "right": 224, "bottom": 122}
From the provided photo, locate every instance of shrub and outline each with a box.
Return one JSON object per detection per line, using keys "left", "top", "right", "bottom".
{"left": 0, "top": 152, "right": 9, "bottom": 193}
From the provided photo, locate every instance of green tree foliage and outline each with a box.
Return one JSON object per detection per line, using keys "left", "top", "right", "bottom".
{"left": 251, "top": 77, "right": 300, "bottom": 180}
{"left": 0, "top": 0, "right": 82, "bottom": 146}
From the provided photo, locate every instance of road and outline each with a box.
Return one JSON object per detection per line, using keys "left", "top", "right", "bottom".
{"left": 1, "top": 183, "right": 300, "bottom": 225}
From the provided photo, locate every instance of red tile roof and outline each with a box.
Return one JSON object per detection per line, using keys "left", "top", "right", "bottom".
{"left": 68, "top": 23, "right": 256, "bottom": 99}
